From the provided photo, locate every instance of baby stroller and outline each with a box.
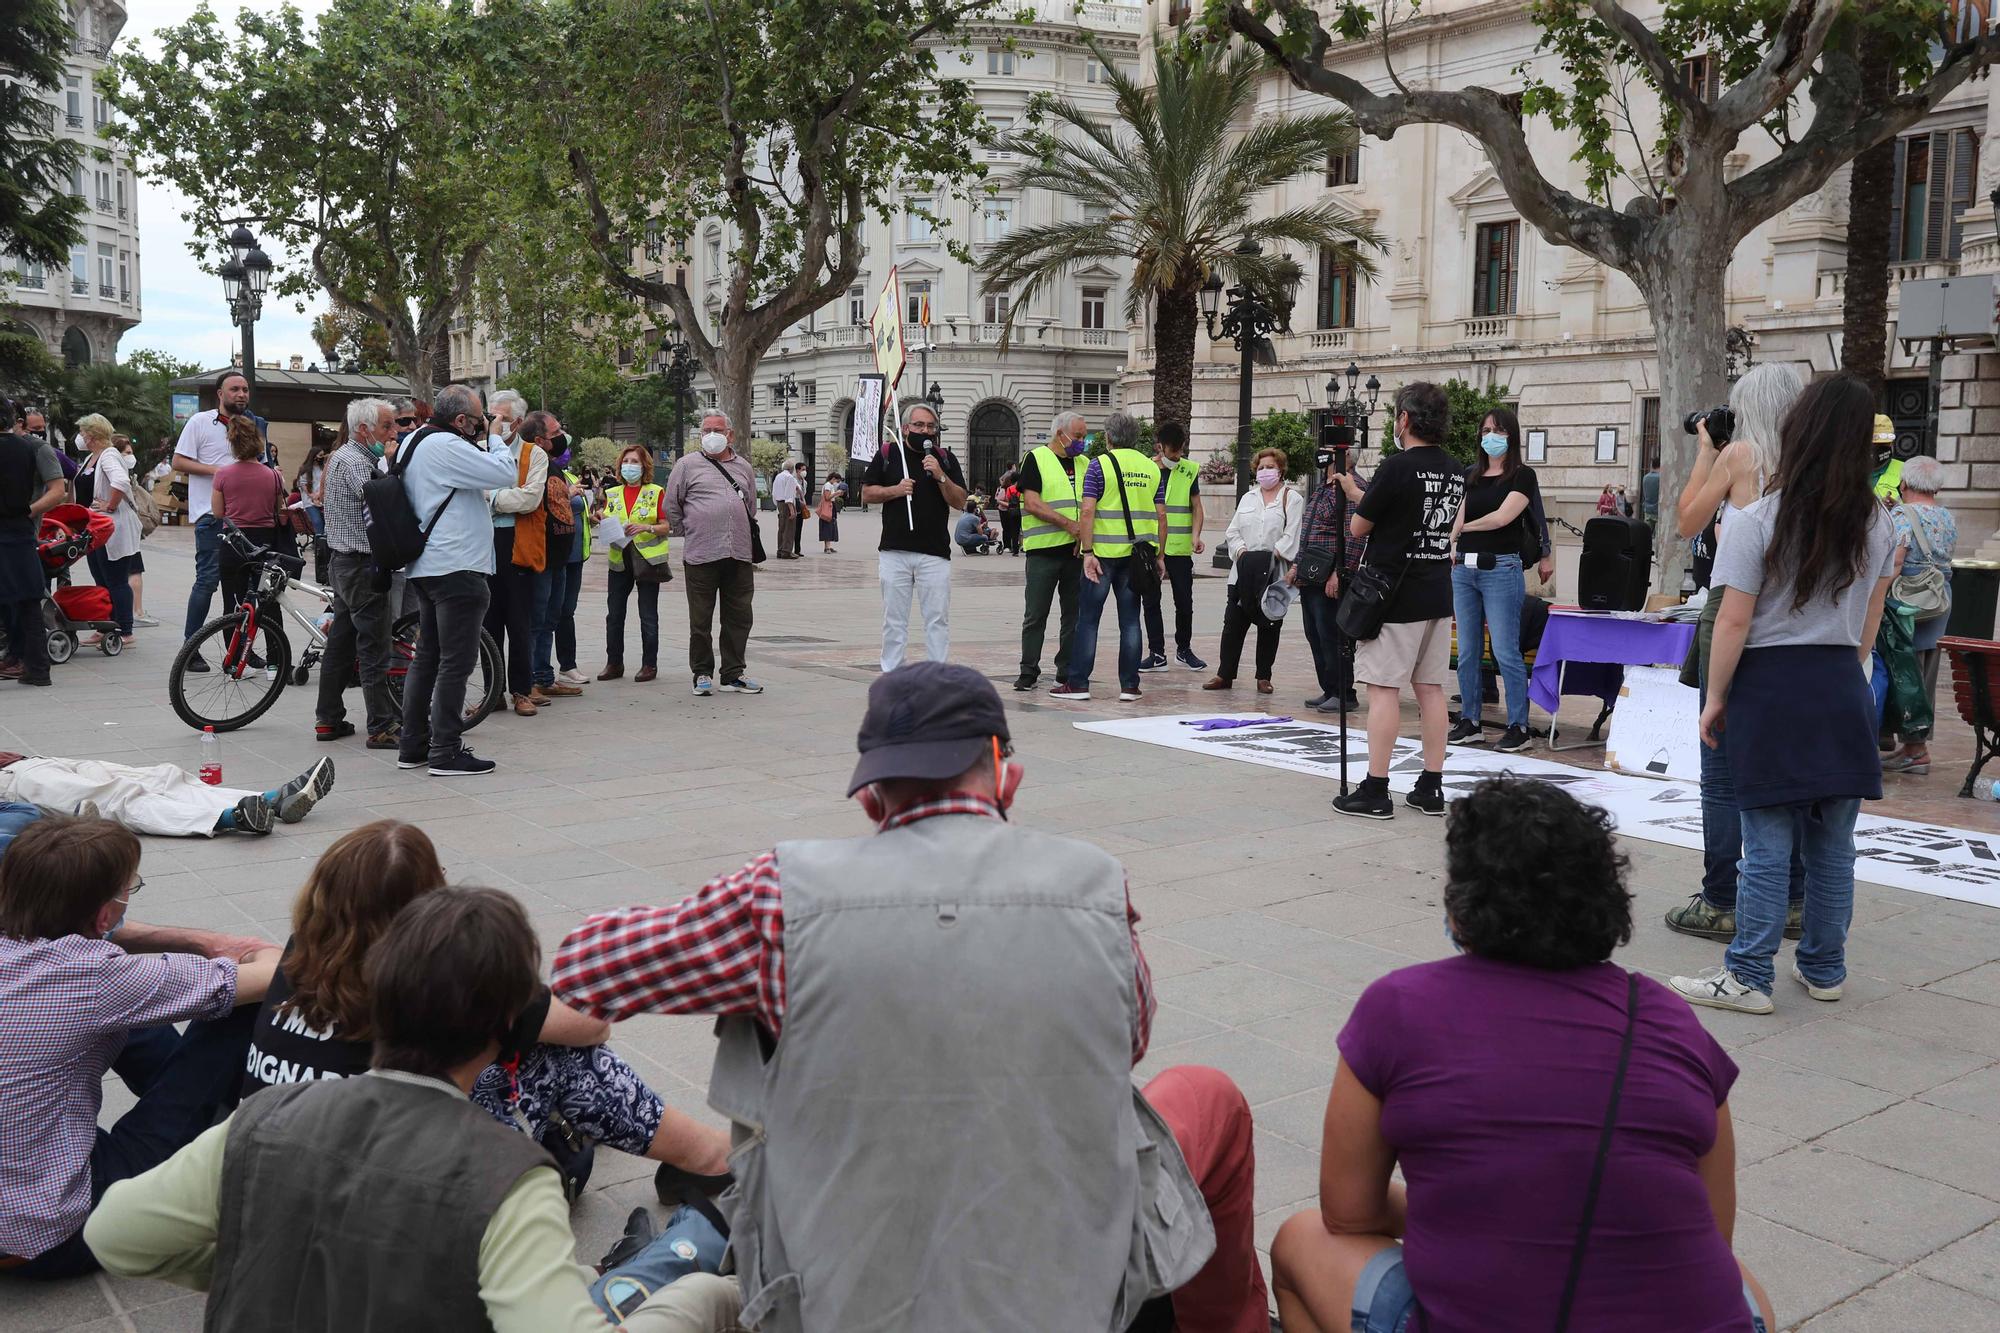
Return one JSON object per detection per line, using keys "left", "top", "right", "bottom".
{"left": 38, "top": 503, "right": 122, "bottom": 662}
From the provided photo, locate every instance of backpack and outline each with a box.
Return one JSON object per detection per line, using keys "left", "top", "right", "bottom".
{"left": 122, "top": 479, "right": 161, "bottom": 538}
{"left": 362, "top": 426, "right": 458, "bottom": 571}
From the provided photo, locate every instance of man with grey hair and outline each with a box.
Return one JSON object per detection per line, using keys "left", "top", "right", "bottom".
{"left": 1013, "top": 410, "right": 1090, "bottom": 692}
{"left": 1052, "top": 411, "right": 1164, "bottom": 703}
{"left": 313, "top": 397, "right": 400, "bottom": 746}
{"left": 862, "top": 400, "right": 965, "bottom": 671}
{"left": 662, "top": 411, "right": 763, "bottom": 694}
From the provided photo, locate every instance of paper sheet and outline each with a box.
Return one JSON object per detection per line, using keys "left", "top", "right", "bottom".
{"left": 594, "top": 514, "right": 629, "bottom": 548}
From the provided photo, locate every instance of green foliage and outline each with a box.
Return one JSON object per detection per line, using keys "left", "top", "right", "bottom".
{"left": 120, "top": 348, "right": 203, "bottom": 382}
{"left": 577, "top": 436, "right": 620, "bottom": 475}
{"left": 499, "top": 350, "right": 624, "bottom": 438}
{"left": 51, "top": 362, "right": 174, "bottom": 453}
{"left": 1199, "top": 452, "right": 1235, "bottom": 485}
{"left": 1249, "top": 409, "right": 1314, "bottom": 478}
{"left": 0, "top": 322, "right": 61, "bottom": 403}
{"left": 0, "top": 0, "right": 86, "bottom": 268}
{"left": 747, "top": 437, "right": 788, "bottom": 478}
{"left": 1378, "top": 379, "right": 1514, "bottom": 469}
{"left": 309, "top": 309, "right": 396, "bottom": 374}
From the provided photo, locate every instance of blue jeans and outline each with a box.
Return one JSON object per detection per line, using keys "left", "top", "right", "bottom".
{"left": 529, "top": 565, "right": 558, "bottom": 688}
{"left": 1069, "top": 555, "right": 1141, "bottom": 692}
{"left": 1449, "top": 555, "right": 1528, "bottom": 728}
{"left": 182, "top": 514, "right": 223, "bottom": 639}
{"left": 1698, "top": 686, "right": 1804, "bottom": 911}
{"left": 1725, "top": 798, "right": 1861, "bottom": 994}
{"left": 553, "top": 560, "right": 583, "bottom": 673}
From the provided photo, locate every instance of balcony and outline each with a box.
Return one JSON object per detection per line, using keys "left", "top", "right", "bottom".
{"left": 119, "top": 288, "right": 129, "bottom": 304}
{"left": 1460, "top": 315, "right": 1515, "bottom": 342}
{"left": 1069, "top": 1, "right": 1145, "bottom": 30}
{"left": 99, "top": 282, "right": 114, "bottom": 298}
{"left": 95, "top": 197, "right": 111, "bottom": 213}
{"left": 71, "top": 277, "right": 87, "bottom": 295}
{"left": 116, "top": 205, "right": 126, "bottom": 219}
{"left": 1307, "top": 329, "right": 1352, "bottom": 351}
{"left": 17, "top": 275, "right": 42, "bottom": 289}
{"left": 66, "top": 113, "right": 82, "bottom": 129}
{"left": 1079, "top": 327, "right": 1113, "bottom": 346}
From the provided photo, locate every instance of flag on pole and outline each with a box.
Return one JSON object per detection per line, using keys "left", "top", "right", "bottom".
{"left": 920, "top": 294, "right": 931, "bottom": 330}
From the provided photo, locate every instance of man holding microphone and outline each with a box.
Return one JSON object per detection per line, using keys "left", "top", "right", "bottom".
{"left": 863, "top": 402, "right": 966, "bottom": 671}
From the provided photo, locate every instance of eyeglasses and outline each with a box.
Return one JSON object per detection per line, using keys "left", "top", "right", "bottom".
{"left": 112, "top": 876, "right": 144, "bottom": 908}
{"left": 395, "top": 416, "right": 417, "bottom": 427}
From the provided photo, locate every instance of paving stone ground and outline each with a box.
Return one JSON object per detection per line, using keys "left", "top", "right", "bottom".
{"left": 7, "top": 513, "right": 2000, "bottom": 1332}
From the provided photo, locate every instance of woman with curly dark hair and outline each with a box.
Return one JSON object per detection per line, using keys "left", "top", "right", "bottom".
{"left": 1271, "top": 777, "right": 1774, "bottom": 1333}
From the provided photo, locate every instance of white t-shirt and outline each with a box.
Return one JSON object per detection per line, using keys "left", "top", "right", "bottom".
{"left": 172, "top": 411, "right": 239, "bottom": 522}
{"left": 771, "top": 468, "right": 800, "bottom": 505}
{"left": 95, "top": 451, "right": 142, "bottom": 561}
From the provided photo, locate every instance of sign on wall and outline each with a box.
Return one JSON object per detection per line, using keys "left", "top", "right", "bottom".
{"left": 171, "top": 393, "right": 199, "bottom": 425}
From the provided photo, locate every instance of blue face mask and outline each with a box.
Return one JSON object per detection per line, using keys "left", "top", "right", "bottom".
{"left": 1444, "top": 916, "right": 1464, "bottom": 954}
{"left": 1480, "top": 433, "right": 1509, "bottom": 458}
{"left": 620, "top": 463, "right": 643, "bottom": 484}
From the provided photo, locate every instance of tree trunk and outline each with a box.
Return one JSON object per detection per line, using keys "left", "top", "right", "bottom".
{"left": 713, "top": 345, "right": 754, "bottom": 447}
{"left": 1637, "top": 230, "right": 1731, "bottom": 591}
{"left": 1840, "top": 30, "right": 1899, "bottom": 403}
{"left": 1152, "top": 285, "right": 1198, "bottom": 433}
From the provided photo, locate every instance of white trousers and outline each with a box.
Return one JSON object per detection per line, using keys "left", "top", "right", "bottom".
{"left": 879, "top": 549, "right": 951, "bottom": 672}
{"left": 0, "top": 758, "right": 252, "bottom": 838}
{"left": 619, "top": 1272, "right": 745, "bottom": 1333}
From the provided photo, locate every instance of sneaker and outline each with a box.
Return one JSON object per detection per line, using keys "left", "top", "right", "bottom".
{"left": 1315, "top": 693, "right": 1361, "bottom": 714}
{"left": 1333, "top": 781, "right": 1394, "bottom": 821}
{"left": 1137, "top": 653, "right": 1169, "bottom": 672}
{"left": 275, "top": 757, "right": 336, "bottom": 823}
{"left": 596, "top": 1207, "right": 657, "bottom": 1274}
{"left": 1012, "top": 673, "right": 1039, "bottom": 692}
{"left": 1494, "top": 725, "right": 1532, "bottom": 753}
{"left": 1664, "top": 895, "right": 1735, "bottom": 941}
{"left": 1405, "top": 781, "right": 1446, "bottom": 817}
{"left": 1118, "top": 689, "right": 1143, "bottom": 702}
{"left": 132, "top": 614, "right": 159, "bottom": 628}
{"left": 557, "top": 668, "right": 589, "bottom": 687}
{"left": 231, "top": 793, "right": 275, "bottom": 835}
{"left": 1049, "top": 684, "right": 1092, "bottom": 700}
{"left": 366, "top": 730, "right": 401, "bottom": 751}
{"left": 692, "top": 675, "right": 715, "bottom": 696}
{"left": 1448, "top": 718, "right": 1482, "bottom": 745}
{"left": 315, "top": 721, "right": 356, "bottom": 742}
{"left": 429, "top": 747, "right": 496, "bottom": 777}
{"left": 184, "top": 654, "right": 210, "bottom": 674}
{"left": 719, "top": 676, "right": 764, "bottom": 694}
{"left": 1785, "top": 901, "right": 1803, "bottom": 941}
{"left": 1790, "top": 962, "right": 1843, "bottom": 1002}
{"left": 1176, "top": 648, "right": 1207, "bottom": 671}
{"left": 396, "top": 751, "right": 428, "bottom": 771}
{"left": 1670, "top": 966, "right": 1774, "bottom": 1015}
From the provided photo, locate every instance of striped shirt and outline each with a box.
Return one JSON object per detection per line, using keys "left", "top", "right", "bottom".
{"left": 321, "top": 441, "right": 377, "bottom": 555}
{"left": 551, "top": 795, "right": 1155, "bottom": 1063}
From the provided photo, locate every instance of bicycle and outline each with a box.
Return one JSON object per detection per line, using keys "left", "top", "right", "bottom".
{"left": 167, "top": 523, "right": 503, "bottom": 734}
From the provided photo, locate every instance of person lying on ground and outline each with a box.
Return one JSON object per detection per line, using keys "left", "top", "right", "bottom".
{"left": 0, "top": 752, "right": 334, "bottom": 851}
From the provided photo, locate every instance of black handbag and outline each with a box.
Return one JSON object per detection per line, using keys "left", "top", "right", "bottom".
{"left": 1296, "top": 549, "right": 1336, "bottom": 587}
{"left": 1103, "top": 452, "right": 1161, "bottom": 601}
{"left": 703, "top": 454, "right": 766, "bottom": 564}
{"left": 1335, "top": 539, "right": 1401, "bottom": 641}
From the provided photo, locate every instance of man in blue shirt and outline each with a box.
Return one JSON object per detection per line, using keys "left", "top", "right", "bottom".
{"left": 395, "top": 385, "right": 518, "bottom": 778}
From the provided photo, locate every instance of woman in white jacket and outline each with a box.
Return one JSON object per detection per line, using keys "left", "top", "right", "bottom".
{"left": 1203, "top": 447, "right": 1303, "bottom": 695}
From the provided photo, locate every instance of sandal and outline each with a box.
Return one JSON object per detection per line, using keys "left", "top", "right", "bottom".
{"left": 1881, "top": 752, "right": 1930, "bottom": 775}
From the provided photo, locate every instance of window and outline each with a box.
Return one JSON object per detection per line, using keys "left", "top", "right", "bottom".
{"left": 1890, "top": 127, "right": 1981, "bottom": 262}
{"left": 618, "top": 343, "right": 633, "bottom": 367}
{"left": 1326, "top": 147, "right": 1360, "bottom": 187}
{"left": 905, "top": 278, "right": 931, "bottom": 327}
{"left": 1086, "top": 57, "right": 1101, "bottom": 83}
{"left": 986, "top": 47, "right": 1013, "bottom": 75}
{"left": 907, "top": 200, "right": 933, "bottom": 243}
{"left": 981, "top": 198, "right": 1014, "bottom": 241}
{"left": 97, "top": 241, "right": 114, "bottom": 293}
{"left": 706, "top": 232, "right": 722, "bottom": 273}
{"left": 1640, "top": 397, "right": 1661, "bottom": 468}
{"left": 1472, "top": 220, "right": 1519, "bottom": 316}
{"left": 705, "top": 389, "right": 718, "bottom": 408}
{"left": 1169, "top": 1, "right": 1191, "bottom": 24}
{"left": 847, "top": 284, "right": 866, "bottom": 325}
{"left": 65, "top": 77, "right": 79, "bottom": 127}
{"left": 1082, "top": 201, "right": 1109, "bottom": 224}
{"left": 1317, "top": 249, "right": 1356, "bottom": 329}
{"left": 1071, "top": 380, "right": 1112, "bottom": 407}
{"left": 986, "top": 116, "right": 1015, "bottom": 158}
{"left": 1680, "top": 54, "right": 1719, "bottom": 104}
{"left": 69, "top": 163, "right": 83, "bottom": 197}
{"left": 115, "top": 172, "right": 125, "bottom": 215}
{"left": 18, "top": 258, "right": 44, "bottom": 288}
{"left": 982, "top": 291, "right": 1011, "bottom": 324}
{"left": 802, "top": 381, "right": 817, "bottom": 406}
{"left": 68, "top": 243, "right": 85, "bottom": 273}
{"left": 1081, "top": 286, "right": 1107, "bottom": 330}
{"left": 118, "top": 250, "right": 128, "bottom": 299}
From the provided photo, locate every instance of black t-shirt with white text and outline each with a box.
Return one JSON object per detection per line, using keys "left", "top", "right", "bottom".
{"left": 866, "top": 441, "right": 966, "bottom": 560}
{"left": 1457, "top": 464, "right": 1538, "bottom": 557}
{"left": 1354, "top": 445, "right": 1465, "bottom": 622}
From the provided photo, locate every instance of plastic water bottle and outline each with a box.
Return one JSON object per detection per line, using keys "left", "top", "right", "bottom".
{"left": 1975, "top": 779, "right": 2000, "bottom": 802}
{"left": 315, "top": 609, "right": 335, "bottom": 638}
{"left": 198, "top": 726, "right": 222, "bottom": 786}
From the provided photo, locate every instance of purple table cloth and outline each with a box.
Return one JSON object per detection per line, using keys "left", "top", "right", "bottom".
{"left": 1528, "top": 613, "right": 1697, "bottom": 716}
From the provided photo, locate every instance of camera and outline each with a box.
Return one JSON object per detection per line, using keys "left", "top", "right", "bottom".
{"left": 1681, "top": 406, "right": 1734, "bottom": 447}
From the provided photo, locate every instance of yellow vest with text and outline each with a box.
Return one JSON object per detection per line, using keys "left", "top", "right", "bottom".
{"left": 603, "top": 483, "right": 670, "bottom": 571}
{"left": 1089, "top": 449, "right": 1162, "bottom": 560}
{"left": 1020, "top": 445, "right": 1088, "bottom": 552}
{"left": 566, "top": 469, "right": 592, "bottom": 560}
{"left": 1161, "top": 458, "right": 1199, "bottom": 557}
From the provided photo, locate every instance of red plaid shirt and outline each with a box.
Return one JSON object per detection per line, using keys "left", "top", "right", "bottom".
{"left": 552, "top": 795, "right": 1156, "bottom": 1063}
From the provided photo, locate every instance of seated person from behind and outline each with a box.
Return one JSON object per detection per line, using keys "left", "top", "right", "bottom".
{"left": 1269, "top": 775, "right": 1777, "bottom": 1333}
{"left": 0, "top": 816, "right": 277, "bottom": 1279}
{"left": 84, "top": 887, "right": 743, "bottom": 1332}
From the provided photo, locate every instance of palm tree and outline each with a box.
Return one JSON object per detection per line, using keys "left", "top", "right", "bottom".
{"left": 978, "top": 36, "right": 1381, "bottom": 434}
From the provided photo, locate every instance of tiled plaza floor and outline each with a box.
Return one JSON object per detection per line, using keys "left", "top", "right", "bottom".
{"left": 7, "top": 513, "right": 2000, "bottom": 1331}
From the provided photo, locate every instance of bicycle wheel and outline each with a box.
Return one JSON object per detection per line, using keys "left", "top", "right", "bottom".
{"left": 387, "top": 615, "right": 501, "bottom": 730}
{"left": 169, "top": 612, "right": 294, "bottom": 732}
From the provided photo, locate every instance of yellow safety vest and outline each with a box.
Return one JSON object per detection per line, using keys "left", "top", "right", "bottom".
{"left": 1089, "top": 448, "right": 1162, "bottom": 559}
{"left": 1161, "top": 458, "right": 1199, "bottom": 557}
{"left": 1872, "top": 457, "right": 1903, "bottom": 502}
{"left": 565, "top": 470, "right": 591, "bottom": 560}
{"left": 1020, "top": 445, "right": 1087, "bottom": 552}
{"left": 603, "top": 483, "right": 671, "bottom": 571}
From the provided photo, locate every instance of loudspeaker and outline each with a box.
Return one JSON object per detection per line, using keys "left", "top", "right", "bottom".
{"left": 1576, "top": 516, "right": 1653, "bottom": 611}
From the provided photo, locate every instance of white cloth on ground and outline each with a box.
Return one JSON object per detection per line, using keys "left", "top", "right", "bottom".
{"left": 0, "top": 758, "right": 250, "bottom": 838}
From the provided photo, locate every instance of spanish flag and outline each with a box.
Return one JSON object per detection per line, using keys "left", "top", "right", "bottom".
{"left": 920, "top": 295, "right": 931, "bottom": 329}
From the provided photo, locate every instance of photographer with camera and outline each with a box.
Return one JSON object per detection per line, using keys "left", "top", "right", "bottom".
{"left": 1665, "top": 364, "right": 1806, "bottom": 944}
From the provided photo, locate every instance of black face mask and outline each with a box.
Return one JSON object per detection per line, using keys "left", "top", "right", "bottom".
{"left": 549, "top": 432, "right": 570, "bottom": 453}
{"left": 906, "top": 430, "right": 938, "bottom": 447}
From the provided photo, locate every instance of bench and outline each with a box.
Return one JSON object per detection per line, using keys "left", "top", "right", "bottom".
{"left": 1940, "top": 636, "right": 2000, "bottom": 797}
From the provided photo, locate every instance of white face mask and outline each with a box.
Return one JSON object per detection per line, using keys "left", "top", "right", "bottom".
{"left": 699, "top": 432, "right": 728, "bottom": 457}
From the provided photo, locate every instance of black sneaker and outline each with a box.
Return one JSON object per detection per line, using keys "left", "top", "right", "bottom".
{"left": 1315, "top": 693, "right": 1361, "bottom": 714}
{"left": 275, "top": 757, "right": 336, "bottom": 823}
{"left": 184, "top": 653, "right": 210, "bottom": 673}
{"left": 1333, "top": 780, "right": 1394, "bottom": 821}
{"left": 1304, "top": 693, "right": 1331, "bottom": 709}
{"left": 429, "top": 747, "right": 496, "bottom": 777}
{"left": 1012, "top": 673, "right": 1038, "bottom": 692}
{"left": 1448, "top": 718, "right": 1482, "bottom": 745}
{"left": 1176, "top": 647, "right": 1207, "bottom": 671}
{"left": 1137, "top": 653, "right": 1169, "bottom": 672}
{"left": 1495, "top": 725, "right": 1532, "bottom": 753}
{"left": 231, "top": 793, "right": 275, "bottom": 835}
{"left": 396, "top": 745, "right": 428, "bottom": 770}
{"left": 1405, "top": 781, "right": 1446, "bottom": 817}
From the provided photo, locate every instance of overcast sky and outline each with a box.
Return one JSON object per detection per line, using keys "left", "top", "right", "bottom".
{"left": 124, "top": 0, "right": 332, "bottom": 370}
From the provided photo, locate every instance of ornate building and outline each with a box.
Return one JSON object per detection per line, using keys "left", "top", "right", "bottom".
{"left": 2, "top": 1, "right": 143, "bottom": 368}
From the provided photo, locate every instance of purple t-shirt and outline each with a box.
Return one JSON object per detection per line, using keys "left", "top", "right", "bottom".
{"left": 1338, "top": 956, "right": 1750, "bottom": 1332}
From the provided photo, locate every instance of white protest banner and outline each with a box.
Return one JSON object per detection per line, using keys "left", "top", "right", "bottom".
{"left": 871, "top": 267, "right": 907, "bottom": 387}
{"left": 1605, "top": 666, "right": 1702, "bottom": 782}
{"left": 849, "top": 374, "right": 885, "bottom": 464}
{"left": 1076, "top": 714, "right": 2000, "bottom": 909}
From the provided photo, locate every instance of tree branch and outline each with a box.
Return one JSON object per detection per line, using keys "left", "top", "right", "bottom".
{"left": 1711, "top": 0, "right": 1842, "bottom": 136}
{"left": 567, "top": 143, "right": 712, "bottom": 367}
{"left": 1589, "top": 0, "right": 1707, "bottom": 132}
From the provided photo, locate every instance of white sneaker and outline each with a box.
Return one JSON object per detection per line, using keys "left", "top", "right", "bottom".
{"left": 1669, "top": 966, "right": 1774, "bottom": 1015}
{"left": 557, "top": 669, "right": 589, "bottom": 687}
{"left": 1118, "top": 689, "right": 1143, "bottom": 702}
{"left": 1790, "top": 962, "right": 1843, "bottom": 1002}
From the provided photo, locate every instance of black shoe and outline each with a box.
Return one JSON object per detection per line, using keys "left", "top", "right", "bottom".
{"left": 1314, "top": 694, "right": 1360, "bottom": 714}
{"left": 1333, "top": 780, "right": 1394, "bottom": 820}
{"left": 1012, "top": 673, "right": 1039, "bottom": 692}
{"left": 1176, "top": 647, "right": 1208, "bottom": 671}
{"left": 1405, "top": 781, "right": 1446, "bottom": 817}
{"left": 654, "top": 1161, "right": 734, "bottom": 1203}
{"left": 275, "top": 757, "right": 335, "bottom": 823}
{"left": 1304, "top": 693, "right": 1331, "bottom": 709}
{"left": 1448, "top": 718, "right": 1482, "bottom": 745}
{"left": 184, "top": 654, "right": 210, "bottom": 673}
{"left": 1495, "top": 725, "right": 1532, "bottom": 753}
{"left": 396, "top": 751, "right": 427, "bottom": 770}
{"left": 231, "top": 793, "right": 275, "bottom": 835}
{"left": 428, "top": 747, "right": 496, "bottom": 777}
{"left": 1137, "top": 653, "right": 1169, "bottom": 672}
{"left": 19, "top": 674, "right": 51, "bottom": 687}
{"left": 596, "top": 1207, "right": 656, "bottom": 1274}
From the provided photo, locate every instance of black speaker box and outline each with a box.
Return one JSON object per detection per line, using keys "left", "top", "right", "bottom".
{"left": 1576, "top": 516, "right": 1654, "bottom": 611}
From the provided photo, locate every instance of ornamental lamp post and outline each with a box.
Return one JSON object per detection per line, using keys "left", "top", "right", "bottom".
{"left": 778, "top": 371, "right": 799, "bottom": 452}
{"left": 220, "top": 224, "right": 271, "bottom": 395}
{"left": 1201, "top": 238, "right": 1279, "bottom": 503}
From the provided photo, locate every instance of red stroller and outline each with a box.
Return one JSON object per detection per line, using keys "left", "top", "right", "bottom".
{"left": 37, "top": 503, "right": 122, "bottom": 662}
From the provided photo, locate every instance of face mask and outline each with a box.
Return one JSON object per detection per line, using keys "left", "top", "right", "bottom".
{"left": 907, "top": 429, "right": 937, "bottom": 447}
{"left": 699, "top": 432, "right": 728, "bottom": 456}
{"left": 1063, "top": 435, "right": 1086, "bottom": 457}
{"left": 1480, "top": 433, "right": 1509, "bottom": 458}
{"left": 550, "top": 432, "right": 570, "bottom": 453}
{"left": 1256, "top": 467, "right": 1280, "bottom": 489}
{"left": 366, "top": 441, "right": 385, "bottom": 460}
{"left": 620, "top": 462, "right": 643, "bottom": 483}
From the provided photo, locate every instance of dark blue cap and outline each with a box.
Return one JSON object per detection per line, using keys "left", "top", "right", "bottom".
{"left": 847, "top": 661, "right": 1010, "bottom": 795}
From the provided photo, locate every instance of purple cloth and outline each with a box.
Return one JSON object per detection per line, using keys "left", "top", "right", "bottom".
{"left": 1083, "top": 458, "right": 1105, "bottom": 502}
{"left": 1178, "top": 716, "right": 1294, "bottom": 731}
{"left": 1528, "top": 613, "right": 1697, "bottom": 715}
{"left": 1339, "top": 957, "right": 1750, "bottom": 1332}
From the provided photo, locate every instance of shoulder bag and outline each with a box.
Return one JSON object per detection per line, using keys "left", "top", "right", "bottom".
{"left": 1335, "top": 536, "right": 1402, "bottom": 641}
{"left": 120, "top": 475, "right": 161, "bottom": 538}
{"left": 1103, "top": 451, "right": 1161, "bottom": 602}
{"left": 702, "top": 454, "right": 767, "bottom": 564}
{"left": 1890, "top": 504, "right": 1950, "bottom": 622}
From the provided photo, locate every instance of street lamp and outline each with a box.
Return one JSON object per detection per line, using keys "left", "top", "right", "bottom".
{"left": 219, "top": 223, "right": 271, "bottom": 393}
{"left": 656, "top": 324, "right": 695, "bottom": 463}
{"left": 1202, "top": 239, "right": 1280, "bottom": 502}
{"left": 777, "top": 372, "right": 799, "bottom": 451}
